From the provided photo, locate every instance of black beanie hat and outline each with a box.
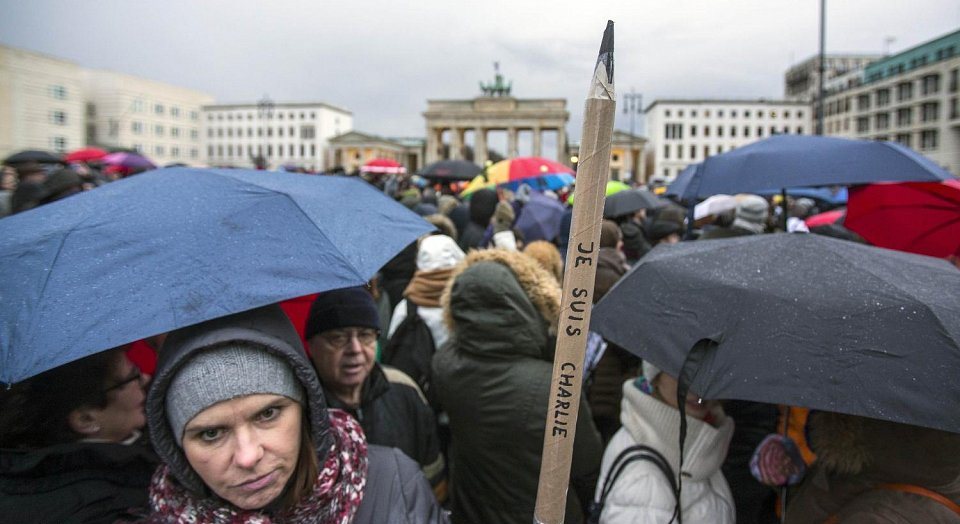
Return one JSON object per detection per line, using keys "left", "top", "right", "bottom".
{"left": 305, "top": 286, "right": 380, "bottom": 340}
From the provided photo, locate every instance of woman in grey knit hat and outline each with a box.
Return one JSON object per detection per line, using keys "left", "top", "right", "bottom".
{"left": 144, "top": 303, "right": 447, "bottom": 523}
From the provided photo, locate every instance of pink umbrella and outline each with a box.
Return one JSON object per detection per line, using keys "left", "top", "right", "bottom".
{"left": 361, "top": 158, "right": 406, "bottom": 174}
{"left": 102, "top": 152, "right": 156, "bottom": 171}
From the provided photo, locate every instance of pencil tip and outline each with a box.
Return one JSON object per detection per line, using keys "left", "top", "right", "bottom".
{"left": 597, "top": 21, "right": 614, "bottom": 84}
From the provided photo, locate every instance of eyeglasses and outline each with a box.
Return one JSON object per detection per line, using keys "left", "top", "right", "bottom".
{"left": 103, "top": 367, "right": 142, "bottom": 393}
{"left": 319, "top": 328, "right": 379, "bottom": 350}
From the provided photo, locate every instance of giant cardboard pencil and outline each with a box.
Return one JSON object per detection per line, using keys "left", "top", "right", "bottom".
{"left": 534, "top": 20, "right": 616, "bottom": 524}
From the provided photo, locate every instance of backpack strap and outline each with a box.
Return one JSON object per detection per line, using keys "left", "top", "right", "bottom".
{"left": 588, "top": 444, "right": 680, "bottom": 524}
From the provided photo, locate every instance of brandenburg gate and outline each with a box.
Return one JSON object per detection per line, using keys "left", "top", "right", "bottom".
{"left": 422, "top": 66, "right": 569, "bottom": 165}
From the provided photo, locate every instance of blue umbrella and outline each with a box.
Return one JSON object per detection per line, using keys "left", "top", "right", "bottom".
{"left": 667, "top": 135, "right": 953, "bottom": 202}
{"left": 752, "top": 186, "right": 848, "bottom": 206}
{"left": 515, "top": 192, "right": 566, "bottom": 242}
{"left": 0, "top": 167, "right": 434, "bottom": 384}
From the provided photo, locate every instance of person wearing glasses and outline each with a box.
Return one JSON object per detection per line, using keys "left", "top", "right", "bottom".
{"left": 305, "top": 286, "right": 446, "bottom": 499}
{"left": 0, "top": 347, "right": 158, "bottom": 522}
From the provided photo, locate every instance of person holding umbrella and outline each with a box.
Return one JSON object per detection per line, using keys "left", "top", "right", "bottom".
{"left": 0, "top": 347, "right": 158, "bottom": 522}
{"left": 144, "top": 304, "right": 446, "bottom": 522}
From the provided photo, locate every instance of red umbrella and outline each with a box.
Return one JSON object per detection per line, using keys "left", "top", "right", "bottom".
{"left": 361, "top": 158, "right": 406, "bottom": 174}
{"left": 845, "top": 180, "right": 960, "bottom": 258}
{"left": 65, "top": 147, "right": 108, "bottom": 163}
{"left": 804, "top": 208, "right": 845, "bottom": 228}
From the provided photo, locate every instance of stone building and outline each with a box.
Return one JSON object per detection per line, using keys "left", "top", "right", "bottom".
{"left": 202, "top": 101, "right": 351, "bottom": 171}
{"left": 327, "top": 130, "right": 424, "bottom": 173}
{"left": 84, "top": 70, "right": 213, "bottom": 166}
{"left": 0, "top": 45, "right": 85, "bottom": 159}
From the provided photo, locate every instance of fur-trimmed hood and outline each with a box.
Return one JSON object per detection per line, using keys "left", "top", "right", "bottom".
{"left": 440, "top": 249, "right": 561, "bottom": 360}
{"left": 808, "top": 411, "right": 960, "bottom": 489}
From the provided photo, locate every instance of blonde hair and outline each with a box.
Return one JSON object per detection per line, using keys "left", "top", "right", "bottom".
{"left": 523, "top": 241, "right": 563, "bottom": 283}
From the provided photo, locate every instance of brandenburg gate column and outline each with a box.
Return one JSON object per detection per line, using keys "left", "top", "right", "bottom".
{"left": 425, "top": 127, "right": 440, "bottom": 164}
{"left": 556, "top": 126, "right": 567, "bottom": 164}
{"left": 532, "top": 127, "right": 542, "bottom": 158}
{"left": 507, "top": 127, "right": 519, "bottom": 158}
{"left": 451, "top": 128, "right": 464, "bottom": 160}
{"left": 474, "top": 127, "right": 487, "bottom": 166}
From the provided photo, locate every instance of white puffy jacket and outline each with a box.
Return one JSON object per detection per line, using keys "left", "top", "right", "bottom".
{"left": 596, "top": 381, "right": 736, "bottom": 524}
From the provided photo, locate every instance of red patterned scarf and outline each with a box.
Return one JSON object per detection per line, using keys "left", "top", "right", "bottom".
{"left": 145, "top": 409, "right": 367, "bottom": 523}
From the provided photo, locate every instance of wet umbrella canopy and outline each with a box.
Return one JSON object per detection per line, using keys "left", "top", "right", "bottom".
{"left": 591, "top": 233, "right": 960, "bottom": 434}
{"left": 0, "top": 167, "right": 434, "bottom": 384}
{"left": 602, "top": 188, "right": 664, "bottom": 218}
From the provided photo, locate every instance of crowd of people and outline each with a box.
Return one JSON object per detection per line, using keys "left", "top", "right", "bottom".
{"left": 1, "top": 159, "right": 958, "bottom": 524}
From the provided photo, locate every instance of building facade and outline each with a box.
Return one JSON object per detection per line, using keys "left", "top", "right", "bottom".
{"left": 0, "top": 45, "right": 85, "bottom": 160}
{"left": 566, "top": 129, "right": 648, "bottom": 183}
{"left": 644, "top": 99, "right": 812, "bottom": 181}
{"left": 84, "top": 70, "right": 213, "bottom": 166}
{"left": 327, "top": 130, "right": 424, "bottom": 174}
{"left": 785, "top": 54, "right": 882, "bottom": 102}
{"left": 819, "top": 29, "right": 960, "bottom": 174}
{"left": 202, "top": 102, "right": 352, "bottom": 171}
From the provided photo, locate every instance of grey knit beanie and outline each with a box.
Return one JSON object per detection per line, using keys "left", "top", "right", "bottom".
{"left": 165, "top": 344, "right": 304, "bottom": 446}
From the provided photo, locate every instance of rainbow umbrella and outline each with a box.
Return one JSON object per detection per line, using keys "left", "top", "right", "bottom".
{"left": 487, "top": 157, "right": 575, "bottom": 192}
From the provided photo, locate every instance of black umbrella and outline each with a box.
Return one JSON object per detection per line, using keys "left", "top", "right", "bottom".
{"left": 419, "top": 159, "right": 482, "bottom": 181}
{"left": 592, "top": 233, "right": 960, "bottom": 434}
{"left": 3, "top": 150, "right": 63, "bottom": 165}
{"left": 602, "top": 188, "right": 664, "bottom": 218}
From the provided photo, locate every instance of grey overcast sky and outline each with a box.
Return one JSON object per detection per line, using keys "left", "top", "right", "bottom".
{"left": 2, "top": 0, "right": 959, "bottom": 143}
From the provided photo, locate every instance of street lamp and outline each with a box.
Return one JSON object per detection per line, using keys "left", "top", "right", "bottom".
{"left": 623, "top": 90, "right": 643, "bottom": 183}
{"left": 570, "top": 155, "right": 579, "bottom": 172}
{"left": 256, "top": 95, "right": 274, "bottom": 169}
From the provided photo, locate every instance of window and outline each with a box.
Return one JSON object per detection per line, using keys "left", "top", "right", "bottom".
{"left": 922, "top": 74, "right": 941, "bottom": 95}
{"left": 731, "top": 110, "right": 737, "bottom": 118}
{"left": 920, "top": 129, "right": 938, "bottom": 150}
{"left": 756, "top": 111, "right": 764, "bottom": 118}
{"left": 797, "top": 110, "right": 804, "bottom": 118}
{"left": 154, "top": 104, "right": 165, "bottom": 115}
{"left": 191, "top": 129, "right": 199, "bottom": 140}
{"left": 718, "top": 110, "right": 724, "bottom": 117}
{"left": 49, "top": 136, "right": 67, "bottom": 152}
{"left": 717, "top": 126, "right": 724, "bottom": 137}
{"left": 134, "top": 99, "right": 145, "bottom": 112}
{"left": 190, "top": 148, "right": 198, "bottom": 159}
{"left": 770, "top": 110, "right": 777, "bottom": 118}
{"left": 704, "top": 126, "right": 711, "bottom": 137}
{"left": 207, "top": 129, "right": 213, "bottom": 138}
{"left": 301, "top": 144, "right": 306, "bottom": 156}
{"left": 678, "top": 110, "right": 684, "bottom": 118}
{"left": 716, "top": 145, "right": 723, "bottom": 154}
{"left": 217, "top": 129, "right": 223, "bottom": 137}
{"left": 757, "top": 127, "right": 764, "bottom": 137}
{"left": 744, "top": 126, "right": 750, "bottom": 137}
{"left": 730, "top": 126, "right": 737, "bottom": 137}
{"left": 897, "top": 82, "right": 913, "bottom": 101}
{"left": 208, "top": 145, "right": 214, "bottom": 157}
{"left": 950, "top": 68, "right": 959, "bottom": 93}
{"left": 797, "top": 126, "right": 804, "bottom": 134}
{"left": 267, "top": 145, "right": 273, "bottom": 156}
{"left": 876, "top": 89, "right": 891, "bottom": 107}
{"left": 217, "top": 145, "right": 223, "bottom": 157}
{"left": 784, "top": 111, "right": 791, "bottom": 118}
{"left": 278, "top": 127, "right": 284, "bottom": 138}
{"left": 132, "top": 121, "right": 144, "bottom": 134}
{"left": 665, "top": 110, "right": 671, "bottom": 117}
{"left": 703, "top": 145, "right": 709, "bottom": 158}
{"left": 896, "top": 133, "right": 912, "bottom": 147}
{"left": 171, "top": 127, "right": 181, "bottom": 138}
{"left": 783, "top": 126, "right": 790, "bottom": 134}
{"left": 744, "top": 110, "right": 751, "bottom": 117}
{"left": 227, "top": 128, "right": 233, "bottom": 138}
{"left": 310, "top": 144, "right": 316, "bottom": 156}
{"left": 258, "top": 128, "right": 263, "bottom": 137}
{"left": 663, "top": 144, "right": 670, "bottom": 159}
{"left": 857, "top": 116, "right": 870, "bottom": 133}
{"left": 50, "top": 110, "right": 67, "bottom": 125}
{"left": 155, "top": 125, "right": 164, "bottom": 136}
{"left": 705, "top": 110, "right": 711, "bottom": 118}
{"left": 267, "top": 128, "right": 273, "bottom": 137}
{"left": 227, "top": 114, "right": 234, "bottom": 121}
{"left": 664, "top": 123, "right": 683, "bottom": 139}
{"left": 133, "top": 144, "right": 144, "bottom": 153}
{"left": 921, "top": 102, "right": 939, "bottom": 122}
{"left": 171, "top": 147, "right": 180, "bottom": 158}
{"left": 896, "top": 108, "right": 913, "bottom": 126}
{"left": 876, "top": 113, "right": 890, "bottom": 130}
{"left": 278, "top": 113, "right": 284, "bottom": 120}
{"left": 691, "top": 110, "right": 698, "bottom": 117}
{"left": 300, "top": 112, "right": 305, "bottom": 119}
{"left": 190, "top": 110, "right": 199, "bottom": 121}
{"left": 301, "top": 125, "right": 316, "bottom": 139}
{"left": 155, "top": 145, "right": 165, "bottom": 156}
{"left": 857, "top": 94, "right": 871, "bottom": 111}
{"left": 228, "top": 145, "right": 233, "bottom": 157}
{"left": 676, "top": 144, "right": 683, "bottom": 160}
{"left": 289, "top": 126, "right": 295, "bottom": 136}
{"left": 50, "top": 85, "right": 67, "bottom": 100}
{"left": 690, "top": 145, "right": 696, "bottom": 159}
{"left": 770, "top": 126, "right": 777, "bottom": 135}
{"left": 310, "top": 112, "right": 316, "bottom": 119}
{"left": 951, "top": 97, "right": 959, "bottom": 119}
{"left": 171, "top": 106, "right": 181, "bottom": 118}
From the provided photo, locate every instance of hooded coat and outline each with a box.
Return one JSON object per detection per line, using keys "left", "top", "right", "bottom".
{"left": 596, "top": 381, "right": 736, "bottom": 524}
{"left": 458, "top": 189, "right": 498, "bottom": 251}
{"left": 433, "top": 249, "right": 603, "bottom": 524}
{"left": 785, "top": 412, "right": 960, "bottom": 524}
{"left": 145, "top": 305, "right": 447, "bottom": 523}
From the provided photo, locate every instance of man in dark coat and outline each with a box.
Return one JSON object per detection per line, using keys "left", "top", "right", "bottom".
{"left": 433, "top": 249, "right": 603, "bottom": 524}
{"left": 305, "top": 287, "right": 446, "bottom": 498}
{"left": 457, "top": 188, "right": 498, "bottom": 251}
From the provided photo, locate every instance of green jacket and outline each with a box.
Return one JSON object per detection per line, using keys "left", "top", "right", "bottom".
{"left": 433, "top": 249, "right": 603, "bottom": 524}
